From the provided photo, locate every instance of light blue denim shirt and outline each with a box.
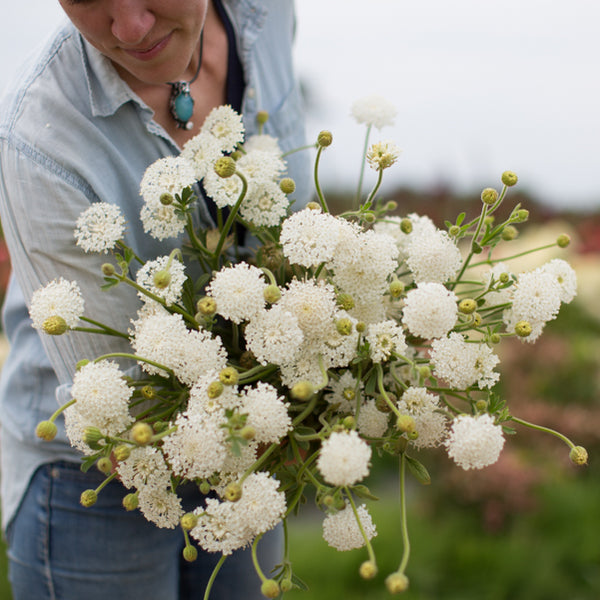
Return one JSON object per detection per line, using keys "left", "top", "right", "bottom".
{"left": 0, "top": 0, "right": 309, "bottom": 529}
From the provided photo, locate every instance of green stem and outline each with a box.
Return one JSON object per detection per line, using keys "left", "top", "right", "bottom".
{"left": 344, "top": 486, "right": 377, "bottom": 565}
{"left": 282, "top": 143, "right": 318, "bottom": 158}
{"left": 313, "top": 146, "right": 329, "bottom": 213}
{"left": 92, "top": 352, "right": 174, "bottom": 376}
{"left": 203, "top": 555, "right": 228, "bottom": 600}
{"left": 469, "top": 242, "right": 559, "bottom": 268}
{"left": 364, "top": 167, "right": 384, "bottom": 207}
{"left": 510, "top": 415, "right": 576, "bottom": 449}
{"left": 397, "top": 453, "right": 410, "bottom": 574}
{"left": 78, "top": 317, "right": 129, "bottom": 339}
{"left": 116, "top": 240, "right": 145, "bottom": 265}
{"left": 213, "top": 172, "right": 248, "bottom": 261}
{"left": 355, "top": 124, "right": 372, "bottom": 209}
{"left": 94, "top": 471, "right": 118, "bottom": 495}
{"left": 376, "top": 364, "right": 402, "bottom": 419}
{"left": 251, "top": 533, "right": 268, "bottom": 582}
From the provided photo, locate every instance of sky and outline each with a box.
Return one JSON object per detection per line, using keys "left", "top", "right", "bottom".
{"left": 2, "top": 1, "right": 599, "bottom": 210}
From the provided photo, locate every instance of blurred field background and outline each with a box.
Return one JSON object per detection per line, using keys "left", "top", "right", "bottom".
{"left": 0, "top": 187, "right": 599, "bottom": 598}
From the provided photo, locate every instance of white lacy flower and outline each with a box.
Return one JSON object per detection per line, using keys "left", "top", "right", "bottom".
{"left": 135, "top": 255, "right": 186, "bottom": 306}
{"left": 430, "top": 333, "right": 500, "bottom": 390}
{"left": 240, "top": 382, "right": 291, "bottom": 444}
{"left": 397, "top": 387, "right": 447, "bottom": 449}
{"left": 279, "top": 349, "right": 325, "bottom": 389}
{"left": 173, "top": 328, "right": 228, "bottom": 387}
{"left": 180, "top": 131, "right": 224, "bottom": 180}
{"left": 245, "top": 305, "right": 304, "bottom": 366}
{"left": 74, "top": 202, "right": 126, "bottom": 253}
{"left": 117, "top": 446, "right": 172, "bottom": 490}
{"left": 68, "top": 360, "right": 133, "bottom": 439}
{"left": 237, "top": 148, "right": 286, "bottom": 182}
{"left": 203, "top": 168, "right": 244, "bottom": 208}
{"left": 351, "top": 94, "right": 397, "bottom": 129}
{"left": 320, "top": 311, "right": 360, "bottom": 368}
{"left": 243, "top": 134, "right": 281, "bottom": 154}
{"left": 239, "top": 180, "right": 290, "bottom": 227}
{"left": 188, "top": 371, "right": 241, "bottom": 414}
{"left": 280, "top": 208, "right": 351, "bottom": 268}
{"left": 162, "top": 410, "right": 228, "bottom": 479}
{"left": 357, "top": 399, "right": 390, "bottom": 438}
{"left": 366, "top": 320, "right": 408, "bottom": 363}
{"left": 445, "top": 414, "right": 505, "bottom": 470}
{"left": 324, "top": 372, "right": 362, "bottom": 414}
{"left": 191, "top": 472, "right": 286, "bottom": 554}
{"left": 29, "top": 278, "right": 85, "bottom": 331}
{"left": 317, "top": 430, "right": 371, "bottom": 486}
{"left": 140, "top": 202, "right": 187, "bottom": 241}
{"left": 480, "top": 262, "right": 513, "bottom": 309}
{"left": 405, "top": 228, "right": 462, "bottom": 284}
{"left": 137, "top": 485, "right": 184, "bottom": 529}
{"left": 200, "top": 104, "right": 245, "bottom": 152}
{"left": 140, "top": 156, "right": 197, "bottom": 206}
{"left": 206, "top": 262, "right": 267, "bottom": 324}
{"left": 402, "top": 282, "right": 458, "bottom": 339}
{"left": 366, "top": 140, "right": 401, "bottom": 171}
{"left": 540, "top": 258, "right": 577, "bottom": 304}
{"left": 322, "top": 503, "right": 377, "bottom": 551}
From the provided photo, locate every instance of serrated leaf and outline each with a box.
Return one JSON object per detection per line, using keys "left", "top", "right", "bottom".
{"left": 405, "top": 454, "right": 431, "bottom": 485}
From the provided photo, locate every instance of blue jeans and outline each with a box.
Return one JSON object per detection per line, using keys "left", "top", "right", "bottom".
{"left": 6, "top": 461, "right": 281, "bottom": 600}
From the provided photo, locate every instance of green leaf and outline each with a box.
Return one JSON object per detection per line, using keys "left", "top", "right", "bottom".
{"left": 290, "top": 573, "right": 310, "bottom": 592}
{"left": 101, "top": 277, "right": 120, "bottom": 291}
{"left": 80, "top": 455, "right": 98, "bottom": 473}
{"left": 405, "top": 454, "right": 431, "bottom": 485}
{"left": 456, "top": 212, "right": 466, "bottom": 226}
{"left": 351, "top": 484, "right": 380, "bottom": 501}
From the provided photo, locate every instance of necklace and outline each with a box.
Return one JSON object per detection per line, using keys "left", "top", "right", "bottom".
{"left": 168, "top": 31, "right": 204, "bottom": 130}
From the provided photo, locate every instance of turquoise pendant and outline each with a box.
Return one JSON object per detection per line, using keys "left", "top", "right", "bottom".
{"left": 169, "top": 82, "right": 195, "bottom": 130}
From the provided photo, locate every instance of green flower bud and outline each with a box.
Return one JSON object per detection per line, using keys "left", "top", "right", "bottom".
{"left": 472, "top": 242, "right": 483, "bottom": 254}
{"left": 101, "top": 262, "right": 116, "bottom": 276}
{"left": 355, "top": 321, "right": 366, "bottom": 333}
{"left": 472, "top": 312, "right": 482, "bottom": 326}
{"left": 317, "top": 130, "right": 333, "bottom": 147}
{"left": 386, "top": 572, "right": 409, "bottom": 594}
{"left": 240, "top": 425, "right": 256, "bottom": 441}
{"left": 214, "top": 156, "right": 237, "bottom": 178}
{"left": 153, "top": 421, "right": 168, "bottom": 433}
{"left": 475, "top": 399, "right": 488, "bottom": 411}
{"left": 448, "top": 225, "right": 460, "bottom": 237}
{"left": 322, "top": 494, "right": 335, "bottom": 508}
{"left": 396, "top": 414, "right": 416, "bottom": 434}
{"left": 256, "top": 110, "right": 269, "bottom": 125}
{"left": 418, "top": 365, "right": 431, "bottom": 379}
{"left": 386, "top": 200, "right": 398, "bottom": 212}
{"left": 291, "top": 381, "right": 314, "bottom": 401}
{"left": 76, "top": 358, "right": 91, "bottom": 371}
{"left": 199, "top": 480, "right": 211, "bottom": 495}
{"left": 96, "top": 457, "right": 113, "bottom": 475}
{"left": 359, "top": 560, "right": 378, "bottom": 580}
{"left": 197, "top": 296, "right": 217, "bottom": 316}
{"left": 501, "top": 225, "right": 518, "bottom": 241}
{"left": 515, "top": 320, "right": 532, "bottom": 338}
{"left": 42, "top": 315, "right": 68, "bottom": 336}
{"left": 490, "top": 333, "right": 501, "bottom": 344}
{"left": 501, "top": 170, "right": 518, "bottom": 186}
{"left": 363, "top": 212, "right": 376, "bottom": 224}
{"left": 407, "top": 430, "right": 419, "bottom": 440}
{"left": 207, "top": 380, "right": 224, "bottom": 399}
{"left": 36, "top": 420, "right": 58, "bottom": 441}
{"left": 280, "top": 578, "right": 293, "bottom": 593}
{"left": 261, "top": 579, "right": 280, "bottom": 599}
{"left": 263, "top": 284, "right": 281, "bottom": 304}
{"left": 569, "top": 445, "right": 588, "bottom": 466}
{"left": 342, "top": 415, "right": 356, "bottom": 430}
{"left": 219, "top": 367, "right": 239, "bottom": 386}
{"left": 342, "top": 387, "right": 356, "bottom": 402}
{"left": 279, "top": 177, "right": 296, "bottom": 195}
{"left": 153, "top": 269, "right": 171, "bottom": 289}
{"left": 557, "top": 234, "right": 571, "bottom": 248}
{"left": 141, "top": 385, "right": 155, "bottom": 400}
{"left": 180, "top": 513, "right": 199, "bottom": 531}
{"left": 389, "top": 280, "right": 404, "bottom": 298}
{"left": 306, "top": 201, "right": 321, "bottom": 211}
{"left": 80, "top": 489, "right": 98, "bottom": 507}
{"left": 336, "top": 317, "right": 353, "bottom": 336}
{"left": 113, "top": 444, "right": 131, "bottom": 462}
{"left": 182, "top": 545, "right": 198, "bottom": 563}
{"left": 131, "top": 422, "right": 153, "bottom": 445}
{"left": 230, "top": 150, "right": 243, "bottom": 161}
{"left": 224, "top": 482, "right": 243, "bottom": 502}
{"left": 160, "top": 192, "right": 174, "bottom": 206}
{"left": 499, "top": 272, "right": 510, "bottom": 284}
{"left": 336, "top": 292, "right": 355, "bottom": 311}
{"left": 83, "top": 426, "right": 104, "bottom": 448}
{"left": 400, "top": 218, "right": 413, "bottom": 234}
{"left": 122, "top": 492, "right": 139, "bottom": 511}
{"left": 484, "top": 215, "right": 495, "bottom": 226}
{"left": 458, "top": 298, "right": 477, "bottom": 314}
{"left": 513, "top": 209, "right": 529, "bottom": 223}
{"left": 481, "top": 187, "right": 498, "bottom": 205}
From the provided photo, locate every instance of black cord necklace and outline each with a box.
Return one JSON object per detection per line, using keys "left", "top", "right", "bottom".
{"left": 168, "top": 31, "right": 204, "bottom": 130}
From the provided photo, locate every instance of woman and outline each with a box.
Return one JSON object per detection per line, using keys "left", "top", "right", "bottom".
{"left": 0, "top": 1, "right": 309, "bottom": 598}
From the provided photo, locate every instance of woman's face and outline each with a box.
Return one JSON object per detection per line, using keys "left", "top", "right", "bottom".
{"left": 58, "top": 0, "right": 209, "bottom": 86}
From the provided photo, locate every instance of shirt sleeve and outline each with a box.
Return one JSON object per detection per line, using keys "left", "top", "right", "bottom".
{"left": 0, "top": 138, "right": 142, "bottom": 386}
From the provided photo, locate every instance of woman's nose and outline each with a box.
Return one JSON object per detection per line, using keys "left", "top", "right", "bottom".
{"left": 110, "top": 2, "right": 156, "bottom": 46}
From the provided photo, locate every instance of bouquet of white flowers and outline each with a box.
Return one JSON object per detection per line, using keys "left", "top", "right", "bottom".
{"left": 32, "top": 97, "right": 586, "bottom": 598}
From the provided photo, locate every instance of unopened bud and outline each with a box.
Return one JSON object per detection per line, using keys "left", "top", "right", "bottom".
{"left": 501, "top": 170, "right": 518, "bottom": 187}
{"left": 501, "top": 225, "right": 518, "bottom": 241}
{"left": 356, "top": 321, "right": 366, "bottom": 333}
{"left": 499, "top": 272, "right": 510, "bottom": 284}
{"left": 240, "top": 425, "right": 256, "bottom": 441}
{"left": 386, "top": 200, "right": 398, "bottom": 212}
{"left": 513, "top": 209, "right": 529, "bottom": 223}
{"left": 279, "top": 177, "right": 296, "bottom": 195}
{"left": 472, "top": 312, "right": 482, "bottom": 326}
{"left": 449, "top": 225, "right": 460, "bottom": 237}
{"left": 396, "top": 414, "right": 416, "bottom": 434}
{"left": 336, "top": 317, "right": 353, "bottom": 336}
{"left": 475, "top": 399, "right": 488, "bottom": 411}
{"left": 214, "top": 156, "right": 237, "bottom": 178}
{"left": 342, "top": 416, "right": 356, "bottom": 429}
{"left": 280, "top": 578, "right": 293, "bottom": 593}
{"left": 306, "top": 201, "right": 321, "bottom": 211}
{"left": 76, "top": 358, "right": 91, "bottom": 371}
{"left": 359, "top": 560, "right": 378, "bottom": 580}
{"left": 197, "top": 296, "right": 217, "bottom": 316}
{"left": 386, "top": 572, "right": 409, "bottom": 594}
{"left": 131, "top": 422, "right": 153, "bottom": 445}
{"left": 101, "top": 263, "right": 116, "bottom": 276}
{"left": 481, "top": 187, "right": 498, "bottom": 205}
{"left": 569, "top": 445, "right": 588, "bottom": 466}
{"left": 291, "top": 381, "right": 314, "bottom": 401}
{"left": 180, "top": 513, "right": 199, "bottom": 531}
{"left": 207, "top": 380, "right": 224, "bottom": 399}
{"left": 557, "top": 234, "right": 571, "bottom": 248}
{"left": 122, "top": 492, "right": 139, "bottom": 511}
{"left": 418, "top": 365, "right": 431, "bottom": 379}
{"left": 263, "top": 284, "right": 281, "bottom": 304}
{"left": 80, "top": 489, "right": 98, "bottom": 507}
{"left": 389, "top": 280, "right": 404, "bottom": 298}
{"left": 96, "top": 457, "right": 113, "bottom": 475}
{"left": 219, "top": 367, "right": 239, "bottom": 386}
{"left": 42, "top": 315, "right": 68, "bottom": 336}
{"left": 336, "top": 293, "right": 355, "bottom": 311}
{"left": 490, "top": 333, "right": 501, "bottom": 344}
{"left": 141, "top": 385, "right": 155, "bottom": 400}
{"left": 182, "top": 545, "right": 198, "bottom": 562}
{"left": 83, "top": 426, "right": 104, "bottom": 448}
{"left": 363, "top": 212, "right": 376, "bottom": 224}
{"left": 153, "top": 269, "right": 171, "bottom": 289}
{"left": 317, "top": 130, "right": 333, "bottom": 147}
{"left": 458, "top": 298, "right": 477, "bottom": 314}
{"left": 36, "top": 420, "right": 58, "bottom": 441}
{"left": 113, "top": 444, "right": 131, "bottom": 462}
{"left": 261, "top": 579, "right": 280, "bottom": 599}
{"left": 160, "top": 192, "right": 174, "bottom": 205}
{"left": 515, "top": 320, "right": 532, "bottom": 338}
{"left": 256, "top": 110, "right": 269, "bottom": 125}
{"left": 199, "top": 480, "right": 212, "bottom": 495}
{"left": 224, "top": 482, "right": 243, "bottom": 502}
{"left": 400, "top": 218, "right": 413, "bottom": 234}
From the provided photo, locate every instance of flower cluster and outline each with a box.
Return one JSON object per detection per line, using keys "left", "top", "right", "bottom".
{"left": 31, "top": 98, "right": 586, "bottom": 598}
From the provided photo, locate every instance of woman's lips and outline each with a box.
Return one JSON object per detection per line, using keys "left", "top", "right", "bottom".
{"left": 122, "top": 33, "right": 172, "bottom": 61}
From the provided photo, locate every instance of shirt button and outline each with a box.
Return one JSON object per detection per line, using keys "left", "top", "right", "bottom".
{"left": 247, "top": 87, "right": 256, "bottom": 99}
